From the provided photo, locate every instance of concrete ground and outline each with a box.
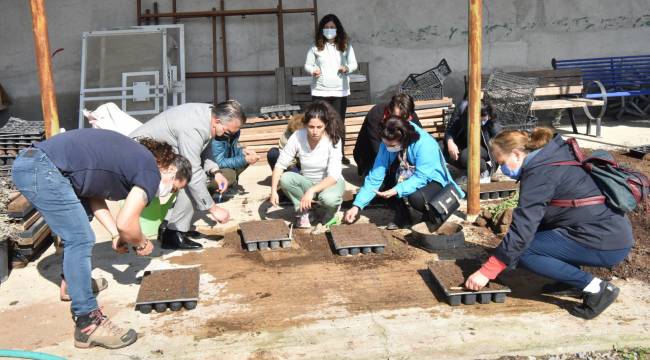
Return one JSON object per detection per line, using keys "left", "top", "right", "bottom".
{"left": 1, "top": 115, "right": 650, "bottom": 359}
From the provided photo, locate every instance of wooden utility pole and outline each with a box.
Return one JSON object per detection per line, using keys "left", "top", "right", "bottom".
{"left": 467, "top": 0, "right": 482, "bottom": 216}
{"left": 29, "top": 0, "right": 59, "bottom": 138}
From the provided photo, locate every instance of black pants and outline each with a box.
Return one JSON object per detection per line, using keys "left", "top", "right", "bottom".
{"left": 441, "top": 141, "right": 489, "bottom": 173}
{"left": 267, "top": 147, "right": 300, "bottom": 173}
{"left": 312, "top": 96, "right": 348, "bottom": 155}
{"left": 391, "top": 181, "right": 443, "bottom": 222}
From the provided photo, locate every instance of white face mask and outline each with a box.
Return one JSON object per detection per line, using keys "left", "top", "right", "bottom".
{"left": 157, "top": 168, "right": 177, "bottom": 198}
{"left": 386, "top": 145, "right": 402, "bottom": 153}
{"left": 323, "top": 28, "right": 337, "bottom": 40}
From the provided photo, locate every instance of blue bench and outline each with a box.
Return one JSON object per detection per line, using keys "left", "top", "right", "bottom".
{"left": 552, "top": 55, "right": 650, "bottom": 120}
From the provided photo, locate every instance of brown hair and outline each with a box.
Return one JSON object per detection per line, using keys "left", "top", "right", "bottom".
{"left": 380, "top": 116, "right": 420, "bottom": 148}
{"left": 490, "top": 127, "right": 554, "bottom": 154}
{"left": 386, "top": 93, "right": 415, "bottom": 121}
{"left": 287, "top": 113, "right": 305, "bottom": 133}
{"left": 136, "top": 137, "right": 175, "bottom": 168}
{"left": 303, "top": 100, "right": 343, "bottom": 145}
{"left": 315, "top": 14, "right": 349, "bottom": 52}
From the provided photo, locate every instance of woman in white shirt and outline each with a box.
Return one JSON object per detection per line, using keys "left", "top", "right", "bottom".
{"left": 270, "top": 100, "right": 345, "bottom": 228}
{"left": 304, "top": 14, "right": 357, "bottom": 164}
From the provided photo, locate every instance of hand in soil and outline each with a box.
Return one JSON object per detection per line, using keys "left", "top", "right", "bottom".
{"left": 208, "top": 205, "right": 230, "bottom": 224}
{"left": 374, "top": 188, "right": 397, "bottom": 199}
{"left": 112, "top": 236, "right": 129, "bottom": 254}
{"left": 269, "top": 191, "right": 280, "bottom": 207}
{"left": 344, "top": 206, "right": 359, "bottom": 224}
{"left": 465, "top": 270, "right": 489, "bottom": 291}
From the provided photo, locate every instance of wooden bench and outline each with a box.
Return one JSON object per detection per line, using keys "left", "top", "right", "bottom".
{"left": 480, "top": 69, "right": 606, "bottom": 137}
{"left": 275, "top": 62, "right": 371, "bottom": 108}
{"left": 239, "top": 98, "right": 454, "bottom": 164}
{"left": 553, "top": 55, "right": 650, "bottom": 121}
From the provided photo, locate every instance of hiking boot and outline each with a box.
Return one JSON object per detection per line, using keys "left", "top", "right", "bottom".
{"left": 541, "top": 281, "right": 582, "bottom": 299}
{"left": 74, "top": 308, "right": 137, "bottom": 349}
{"left": 60, "top": 277, "right": 109, "bottom": 302}
{"left": 569, "top": 280, "right": 620, "bottom": 320}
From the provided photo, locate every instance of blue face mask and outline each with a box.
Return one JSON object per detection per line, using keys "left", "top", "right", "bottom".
{"left": 500, "top": 163, "right": 521, "bottom": 180}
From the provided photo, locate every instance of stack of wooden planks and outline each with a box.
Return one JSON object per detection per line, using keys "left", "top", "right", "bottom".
{"left": 7, "top": 193, "right": 53, "bottom": 267}
{"left": 239, "top": 98, "right": 455, "bottom": 164}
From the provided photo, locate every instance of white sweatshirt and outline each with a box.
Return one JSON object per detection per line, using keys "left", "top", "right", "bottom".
{"left": 276, "top": 128, "right": 343, "bottom": 183}
{"left": 304, "top": 42, "right": 358, "bottom": 97}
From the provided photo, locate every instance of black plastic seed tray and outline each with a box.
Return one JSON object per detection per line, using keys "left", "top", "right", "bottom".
{"left": 240, "top": 219, "right": 292, "bottom": 252}
{"left": 329, "top": 223, "right": 387, "bottom": 256}
{"left": 629, "top": 145, "right": 650, "bottom": 158}
{"left": 479, "top": 189, "right": 517, "bottom": 200}
{"left": 135, "top": 267, "right": 200, "bottom": 314}
{"left": 428, "top": 260, "right": 511, "bottom": 306}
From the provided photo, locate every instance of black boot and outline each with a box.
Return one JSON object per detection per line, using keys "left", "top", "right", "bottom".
{"left": 161, "top": 228, "right": 203, "bottom": 250}
{"left": 157, "top": 220, "right": 168, "bottom": 242}
{"left": 386, "top": 199, "right": 412, "bottom": 230}
{"left": 569, "top": 280, "right": 620, "bottom": 320}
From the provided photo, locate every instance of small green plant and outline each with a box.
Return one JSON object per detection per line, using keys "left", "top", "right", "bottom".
{"left": 616, "top": 347, "right": 649, "bottom": 360}
{"left": 487, "top": 191, "right": 519, "bottom": 220}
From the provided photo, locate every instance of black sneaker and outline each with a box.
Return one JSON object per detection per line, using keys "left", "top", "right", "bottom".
{"left": 541, "top": 281, "right": 582, "bottom": 299}
{"left": 569, "top": 280, "right": 620, "bottom": 320}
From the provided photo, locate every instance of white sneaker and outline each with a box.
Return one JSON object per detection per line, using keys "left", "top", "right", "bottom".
{"left": 295, "top": 211, "right": 312, "bottom": 229}
{"left": 480, "top": 170, "right": 491, "bottom": 184}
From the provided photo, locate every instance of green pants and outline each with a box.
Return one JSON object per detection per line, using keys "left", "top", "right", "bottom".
{"left": 279, "top": 172, "right": 345, "bottom": 212}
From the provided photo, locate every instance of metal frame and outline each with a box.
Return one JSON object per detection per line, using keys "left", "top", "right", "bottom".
{"left": 78, "top": 24, "right": 186, "bottom": 128}
{"left": 136, "top": 0, "right": 317, "bottom": 104}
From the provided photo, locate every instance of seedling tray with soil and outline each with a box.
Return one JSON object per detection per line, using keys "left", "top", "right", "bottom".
{"left": 239, "top": 219, "right": 292, "bottom": 252}
{"left": 329, "top": 223, "right": 387, "bottom": 256}
{"left": 135, "top": 267, "right": 200, "bottom": 314}
{"left": 479, "top": 181, "right": 518, "bottom": 200}
{"left": 428, "top": 259, "right": 511, "bottom": 306}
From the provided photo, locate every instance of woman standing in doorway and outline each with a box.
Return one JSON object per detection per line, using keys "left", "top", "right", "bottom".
{"left": 305, "top": 13, "right": 358, "bottom": 164}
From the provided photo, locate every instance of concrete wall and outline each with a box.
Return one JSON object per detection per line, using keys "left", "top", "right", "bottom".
{"left": 2, "top": 0, "right": 650, "bottom": 129}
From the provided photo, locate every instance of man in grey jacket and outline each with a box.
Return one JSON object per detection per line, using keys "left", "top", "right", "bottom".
{"left": 130, "top": 100, "right": 245, "bottom": 250}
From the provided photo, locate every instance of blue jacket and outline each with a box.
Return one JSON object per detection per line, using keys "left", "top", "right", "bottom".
{"left": 353, "top": 123, "right": 464, "bottom": 209}
{"left": 211, "top": 131, "right": 247, "bottom": 169}
{"left": 495, "top": 134, "right": 634, "bottom": 267}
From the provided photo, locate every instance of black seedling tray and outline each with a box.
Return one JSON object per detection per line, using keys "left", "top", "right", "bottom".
{"left": 239, "top": 219, "right": 292, "bottom": 252}
{"left": 428, "top": 260, "right": 511, "bottom": 306}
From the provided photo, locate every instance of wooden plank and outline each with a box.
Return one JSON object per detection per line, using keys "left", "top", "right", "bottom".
{"left": 8, "top": 195, "right": 33, "bottom": 218}
{"left": 530, "top": 98, "right": 604, "bottom": 111}
{"left": 275, "top": 67, "right": 286, "bottom": 105}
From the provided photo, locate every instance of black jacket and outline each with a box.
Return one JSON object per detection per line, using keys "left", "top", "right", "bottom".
{"left": 495, "top": 134, "right": 634, "bottom": 267}
{"left": 443, "top": 101, "right": 502, "bottom": 165}
{"left": 353, "top": 103, "right": 421, "bottom": 177}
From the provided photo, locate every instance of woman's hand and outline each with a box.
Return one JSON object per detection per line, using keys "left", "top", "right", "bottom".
{"left": 270, "top": 191, "right": 280, "bottom": 207}
{"left": 465, "top": 270, "right": 490, "bottom": 291}
{"left": 312, "top": 68, "right": 321, "bottom": 77}
{"left": 374, "top": 188, "right": 397, "bottom": 199}
{"left": 447, "top": 139, "right": 460, "bottom": 161}
{"left": 112, "top": 235, "right": 129, "bottom": 254}
{"left": 338, "top": 65, "right": 349, "bottom": 74}
{"left": 344, "top": 206, "right": 359, "bottom": 224}
{"left": 135, "top": 238, "right": 153, "bottom": 256}
{"left": 300, "top": 189, "right": 316, "bottom": 211}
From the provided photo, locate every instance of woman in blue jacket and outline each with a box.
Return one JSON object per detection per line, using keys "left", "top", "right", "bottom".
{"left": 344, "top": 117, "right": 463, "bottom": 228}
{"left": 464, "top": 127, "right": 634, "bottom": 320}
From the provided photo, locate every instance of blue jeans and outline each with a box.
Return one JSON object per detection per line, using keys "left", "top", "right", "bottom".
{"left": 12, "top": 148, "right": 98, "bottom": 316}
{"left": 518, "top": 230, "right": 631, "bottom": 289}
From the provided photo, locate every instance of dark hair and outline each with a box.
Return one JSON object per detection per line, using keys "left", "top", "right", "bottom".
{"left": 380, "top": 116, "right": 420, "bottom": 148}
{"left": 480, "top": 101, "right": 496, "bottom": 120}
{"left": 386, "top": 93, "right": 415, "bottom": 121}
{"left": 211, "top": 100, "right": 247, "bottom": 124}
{"left": 303, "top": 100, "right": 342, "bottom": 145}
{"left": 137, "top": 137, "right": 175, "bottom": 168}
{"left": 172, "top": 154, "right": 192, "bottom": 183}
{"left": 315, "top": 14, "right": 349, "bottom": 52}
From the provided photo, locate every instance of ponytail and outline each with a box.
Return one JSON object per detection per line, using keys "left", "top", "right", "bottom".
{"left": 490, "top": 127, "right": 554, "bottom": 154}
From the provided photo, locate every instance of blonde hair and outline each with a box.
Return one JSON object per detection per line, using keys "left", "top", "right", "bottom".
{"left": 490, "top": 127, "right": 554, "bottom": 154}
{"left": 287, "top": 113, "right": 305, "bottom": 133}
